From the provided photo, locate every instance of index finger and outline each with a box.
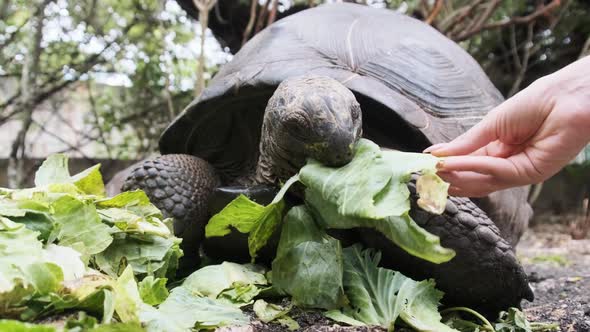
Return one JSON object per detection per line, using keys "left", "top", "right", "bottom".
{"left": 437, "top": 155, "right": 525, "bottom": 186}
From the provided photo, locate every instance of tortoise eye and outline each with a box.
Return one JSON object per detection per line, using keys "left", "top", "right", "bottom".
{"left": 283, "top": 112, "right": 310, "bottom": 136}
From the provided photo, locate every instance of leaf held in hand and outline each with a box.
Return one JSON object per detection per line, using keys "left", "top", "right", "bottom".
{"left": 305, "top": 189, "right": 455, "bottom": 264}
{"left": 416, "top": 172, "right": 449, "bottom": 214}
{"left": 300, "top": 139, "right": 454, "bottom": 264}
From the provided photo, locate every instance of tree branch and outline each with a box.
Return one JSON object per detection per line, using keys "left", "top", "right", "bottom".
{"left": 117, "top": 96, "right": 185, "bottom": 124}
{"left": 8, "top": 0, "right": 49, "bottom": 187}
{"left": 242, "top": 0, "right": 258, "bottom": 46}
{"left": 441, "top": 0, "right": 486, "bottom": 33}
{"left": 267, "top": 0, "right": 278, "bottom": 26}
{"left": 32, "top": 118, "right": 97, "bottom": 164}
{"left": 454, "top": 0, "right": 561, "bottom": 42}
{"left": 508, "top": 22, "right": 535, "bottom": 97}
{"left": 214, "top": 1, "right": 227, "bottom": 24}
{"left": 425, "top": 0, "right": 443, "bottom": 25}
{"left": 509, "top": 24, "right": 522, "bottom": 70}
{"left": 163, "top": 75, "right": 176, "bottom": 120}
{"left": 254, "top": 0, "right": 269, "bottom": 35}
{"left": 506, "top": 0, "right": 568, "bottom": 96}
{"left": 453, "top": 0, "right": 502, "bottom": 41}
{"left": 2, "top": 17, "right": 136, "bottom": 116}
{"left": 28, "top": 18, "right": 137, "bottom": 109}
{"left": 193, "top": 0, "right": 217, "bottom": 96}
{"left": 0, "top": 14, "right": 30, "bottom": 53}
{"left": 579, "top": 35, "right": 590, "bottom": 60}
{"left": 87, "top": 81, "right": 112, "bottom": 158}
{"left": 0, "top": 91, "right": 22, "bottom": 121}
{"left": 470, "top": 0, "right": 502, "bottom": 31}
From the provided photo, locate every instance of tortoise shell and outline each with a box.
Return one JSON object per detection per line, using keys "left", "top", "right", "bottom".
{"left": 160, "top": 2, "right": 503, "bottom": 177}
{"left": 152, "top": 3, "right": 534, "bottom": 310}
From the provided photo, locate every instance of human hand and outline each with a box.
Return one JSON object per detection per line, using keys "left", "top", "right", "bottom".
{"left": 424, "top": 56, "right": 590, "bottom": 197}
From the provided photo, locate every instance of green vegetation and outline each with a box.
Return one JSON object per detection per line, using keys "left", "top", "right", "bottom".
{"left": 0, "top": 142, "right": 556, "bottom": 331}
{"left": 529, "top": 254, "right": 571, "bottom": 267}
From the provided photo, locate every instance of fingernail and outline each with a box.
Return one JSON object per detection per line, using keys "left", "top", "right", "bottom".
{"left": 436, "top": 159, "right": 445, "bottom": 171}
{"left": 423, "top": 143, "right": 446, "bottom": 153}
{"left": 423, "top": 146, "right": 436, "bottom": 153}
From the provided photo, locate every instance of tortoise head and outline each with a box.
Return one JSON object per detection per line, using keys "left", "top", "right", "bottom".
{"left": 259, "top": 75, "right": 362, "bottom": 179}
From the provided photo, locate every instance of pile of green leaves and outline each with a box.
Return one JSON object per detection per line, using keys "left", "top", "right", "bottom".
{"left": 207, "top": 140, "right": 454, "bottom": 309}
{"left": 0, "top": 154, "right": 278, "bottom": 331}
{"left": 0, "top": 262, "right": 264, "bottom": 332}
{"left": 0, "top": 155, "right": 183, "bottom": 329}
{"left": 206, "top": 139, "right": 454, "bottom": 263}
{"left": 205, "top": 139, "right": 553, "bottom": 332}
{"left": 0, "top": 144, "right": 553, "bottom": 331}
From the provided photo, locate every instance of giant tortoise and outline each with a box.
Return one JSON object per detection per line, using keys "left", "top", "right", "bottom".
{"left": 112, "top": 3, "right": 534, "bottom": 314}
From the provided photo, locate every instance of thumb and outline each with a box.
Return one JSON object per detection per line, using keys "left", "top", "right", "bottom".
{"left": 425, "top": 113, "right": 499, "bottom": 157}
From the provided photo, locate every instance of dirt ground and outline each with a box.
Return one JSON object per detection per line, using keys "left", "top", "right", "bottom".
{"left": 517, "top": 221, "right": 590, "bottom": 332}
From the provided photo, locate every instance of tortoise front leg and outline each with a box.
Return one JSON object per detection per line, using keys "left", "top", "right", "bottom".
{"left": 122, "top": 154, "right": 220, "bottom": 274}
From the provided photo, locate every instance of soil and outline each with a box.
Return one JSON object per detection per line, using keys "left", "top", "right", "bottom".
{"left": 219, "top": 299, "right": 388, "bottom": 332}
{"left": 517, "top": 222, "right": 590, "bottom": 332}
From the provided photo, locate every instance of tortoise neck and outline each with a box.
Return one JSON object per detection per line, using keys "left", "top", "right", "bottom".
{"left": 254, "top": 150, "right": 274, "bottom": 185}
{"left": 254, "top": 123, "right": 305, "bottom": 185}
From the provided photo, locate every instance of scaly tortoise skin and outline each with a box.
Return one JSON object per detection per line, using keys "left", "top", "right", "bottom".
{"left": 113, "top": 3, "right": 535, "bottom": 313}
{"left": 122, "top": 155, "right": 219, "bottom": 269}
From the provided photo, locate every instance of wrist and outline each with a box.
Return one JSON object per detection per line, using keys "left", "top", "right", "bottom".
{"left": 528, "top": 75, "right": 558, "bottom": 115}
{"left": 538, "top": 58, "right": 590, "bottom": 121}
{"left": 550, "top": 56, "right": 590, "bottom": 109}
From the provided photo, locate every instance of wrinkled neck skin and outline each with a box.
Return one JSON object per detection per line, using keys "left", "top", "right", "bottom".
{"left": 254, "top": 120, "right": 305, "bottom": 185}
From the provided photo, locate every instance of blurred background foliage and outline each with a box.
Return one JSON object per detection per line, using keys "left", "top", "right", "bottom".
{"left": 0, "top": 0, "right": 589, "bottom": 188}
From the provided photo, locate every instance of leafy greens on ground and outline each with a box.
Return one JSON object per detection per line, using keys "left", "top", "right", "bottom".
{"left": 207, "top": 139, "right": 456, "bottom": 311}
{"left": 253, "top": 299, "right": 300, "bottom": 330}
{"left": 1, "top": 146, "right": 550, "bottom": 332}
{"left": 0, "top": 155, "right": 182, "bottom": 328}
{"left": 328, "top": 245, "right": 457, "bottom": 331}
{"left": 204, "top": 138, "right": 550, "bottom": 331}
{"left": 271, "top": 206, "right": 347, "bottom": 309}
{"left": 0, "top": 151, "right": 265, "bottom": 331}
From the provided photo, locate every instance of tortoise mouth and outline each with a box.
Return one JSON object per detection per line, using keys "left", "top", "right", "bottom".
{"left": 316, "top": 146, "right": 354, "bottom": 167}
{"left": 306, "top": 135, "right": 358, "bottom": 167}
